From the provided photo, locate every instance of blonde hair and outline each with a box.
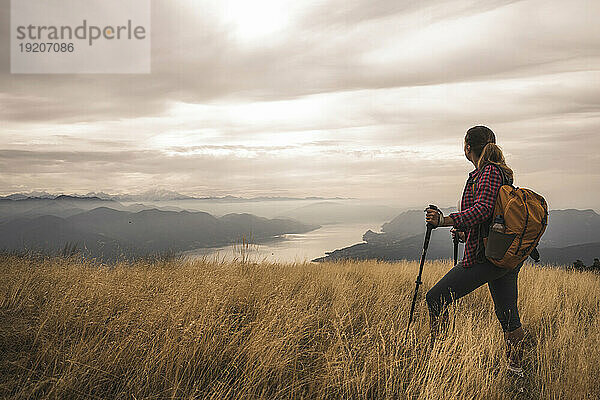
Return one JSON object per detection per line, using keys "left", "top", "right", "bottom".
{"left": 478, "top": 142, "right": 513, "bottom": 183}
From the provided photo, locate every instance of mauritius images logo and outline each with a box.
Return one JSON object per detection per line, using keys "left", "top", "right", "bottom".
{"left": 11, "top": 0, "right": 151, "bottom": 74}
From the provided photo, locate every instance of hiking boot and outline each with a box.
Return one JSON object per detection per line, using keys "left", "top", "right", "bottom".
{"left": 504, "top": 326, "right": 525, "bottom": 377}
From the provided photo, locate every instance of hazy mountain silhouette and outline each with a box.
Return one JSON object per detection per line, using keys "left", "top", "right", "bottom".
{"left": 314, "top": 208, "right": 599, "bottom": 265}
{"left": 535, "top": 242, "right": 600, "bottom": 266}
{"left": 98, "top": 189, "right": 194, "bottom": 201}
{"left": 0, "top": 190, "right": 193, "bottom": 202}
{"left": 0, "top": 192, "right": 352, "bottom": 203}
{"left": 1, "top": 191, "right": 55, "bottom": 200}
{"left": 0, "top": 196, "right": 122, "bottom": 221}
{"left": 0, "top": 206, "right": 319, "bottom": 261}
{"left": 538, "top": 209, "right": 600, "bottom": 247}
{"left": 313, "top": 230, "right": 458, "bottom": 263}
{"left": 0, "top": 214, "right": 121, "bottom": 258}
{"left": 0, "top": 196, "right": 190, "bottom": 222}
{"left": 380, "top": 207, "right": 457, "bottom": 238}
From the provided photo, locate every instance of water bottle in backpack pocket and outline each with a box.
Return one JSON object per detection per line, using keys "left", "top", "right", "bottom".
{"left": 485, "top": 215, "right": 517, "bottom": 259}
{"left": 484, "top": 186, "right": 549, "bottom": 269}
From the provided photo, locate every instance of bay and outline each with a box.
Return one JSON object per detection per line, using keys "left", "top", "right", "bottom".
{"left": 182, "top": 221, "right": 386, "bottom": 264}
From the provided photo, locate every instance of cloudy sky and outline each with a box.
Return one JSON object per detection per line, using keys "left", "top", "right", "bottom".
{"left": 1, "top": 0, "right": 599, "bottom": 210}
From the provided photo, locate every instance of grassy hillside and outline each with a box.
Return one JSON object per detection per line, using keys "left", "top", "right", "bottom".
{"left": 1, "top": 255, "right": 599, "bottom": 399}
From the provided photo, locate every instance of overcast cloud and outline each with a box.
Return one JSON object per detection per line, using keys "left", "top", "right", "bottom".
{"left": 0, "top": 0, "right": 599, "bottom": 210}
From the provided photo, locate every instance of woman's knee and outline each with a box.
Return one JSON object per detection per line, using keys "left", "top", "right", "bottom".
{"left": 426, "top": 286, "right": 449, "bottom": 316}
{"left": 425, "top": 287, "right": 438, "bottom": 308}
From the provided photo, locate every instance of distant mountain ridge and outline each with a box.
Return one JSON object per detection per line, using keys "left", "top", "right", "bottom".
{"left": 537, "top": 241, "right": 600, "bottom": 265}
{"left": 0, "top": 195, "right": 123, "bottom": 222}
{"left": 314, "top": 208, "right": 600, "bottom": 266}
{"left": 0, "top": 191, "right": 353, "bottom": 203}
{"left": 0, "top": 206, "right": 319, "bottom": 262}
{"left": 539, "top": 209, "right": 600, "bottom": 247}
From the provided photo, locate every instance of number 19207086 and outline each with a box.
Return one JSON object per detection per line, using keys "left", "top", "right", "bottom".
{"left": 19, "top": 42, "right": 74, "bottom": 53}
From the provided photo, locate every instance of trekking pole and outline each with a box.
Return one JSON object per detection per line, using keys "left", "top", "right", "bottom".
{"left": 405, "top": 204, "right": 439, "bottom": 338}
{"left": 453, "top": 234, "right": 459, "bottom": 266}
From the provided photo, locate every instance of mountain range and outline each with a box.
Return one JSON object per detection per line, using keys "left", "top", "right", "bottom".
{"left": 3, "top": 194, "right": 598, "bottom": 266}
{"left": 0, "top": 196, "right": 319, "bottom": 261}
{"left": 0, "top": 190, "right": 352, "bottom": 203}
{"left": 314, "top": 208, "right": 600, "bottom": 266}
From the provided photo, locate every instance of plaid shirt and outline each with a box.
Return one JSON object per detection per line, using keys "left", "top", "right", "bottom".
{"left": 449, "top": 164, "right": 504, "bottom": 267}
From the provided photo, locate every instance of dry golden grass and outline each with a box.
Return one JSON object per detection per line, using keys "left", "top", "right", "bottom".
{"left": 1, "top": 254, "right": 599, "bottom": 399}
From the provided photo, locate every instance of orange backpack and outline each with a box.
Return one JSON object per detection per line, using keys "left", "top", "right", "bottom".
{"left": 477, "top": 165, "right": 549, "bottom": 269}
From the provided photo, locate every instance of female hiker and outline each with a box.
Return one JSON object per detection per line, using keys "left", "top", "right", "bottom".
{"left": 424, "top": 125, "right": 526, "bottom": 377}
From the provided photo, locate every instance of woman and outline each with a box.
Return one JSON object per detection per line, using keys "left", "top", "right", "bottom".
{"left": 424, "top": 125, "right": 526, "bottom": 377}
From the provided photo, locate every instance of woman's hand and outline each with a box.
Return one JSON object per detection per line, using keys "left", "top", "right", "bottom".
{"left": 425, "top": 207, "right": 443, "bottom": 227}
{"left": 451, "top": 228, "right": 466, "bottom": 243}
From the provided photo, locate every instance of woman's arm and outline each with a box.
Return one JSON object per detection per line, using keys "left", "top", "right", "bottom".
{"left": 448, "top": 165, "right": 503, "bottom": 230}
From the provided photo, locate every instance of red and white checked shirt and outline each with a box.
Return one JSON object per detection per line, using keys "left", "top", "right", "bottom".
{"left": 449, "top": 164, "right": 506, "bottom": 267}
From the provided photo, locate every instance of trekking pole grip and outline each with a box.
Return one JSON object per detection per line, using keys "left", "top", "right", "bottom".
{"left": 425, "top": 204, "right": 439, "bottom": 230}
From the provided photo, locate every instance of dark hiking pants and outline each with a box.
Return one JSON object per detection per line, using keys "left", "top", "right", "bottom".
{"left": 425, "top": 259, "right": 524, "bottom": 332}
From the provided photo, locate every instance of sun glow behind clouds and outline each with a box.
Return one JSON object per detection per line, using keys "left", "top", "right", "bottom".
{"left": 218, "top": 0, "right": 300, "bottom": 43}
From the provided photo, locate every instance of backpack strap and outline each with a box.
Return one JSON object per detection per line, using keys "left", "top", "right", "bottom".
{"left": 473, "top": 163, "right": 509, "bottom": 263}
{"left": 474, "top": 163, "right": 511, "bottom": 189}
{"left": 487, "top": 163, "right": 511, "bottom": 187}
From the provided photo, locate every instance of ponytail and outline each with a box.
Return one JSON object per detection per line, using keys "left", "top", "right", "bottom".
{"left": 478, "top": 142, "right": 514, "bottom": 182}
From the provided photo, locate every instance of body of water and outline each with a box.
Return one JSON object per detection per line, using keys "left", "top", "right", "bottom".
{"left": 182, "top": 222, "right": 386, "bottom": 263}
